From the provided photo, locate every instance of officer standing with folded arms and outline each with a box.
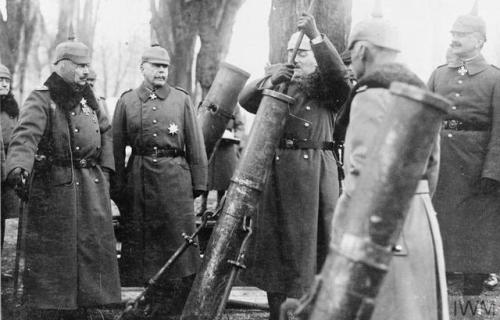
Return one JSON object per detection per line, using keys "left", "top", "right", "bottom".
{"left": 111, "top": 44, "right": 207, "bottom": 319}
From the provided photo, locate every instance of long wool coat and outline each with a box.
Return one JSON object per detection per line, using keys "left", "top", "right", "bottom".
{"left": 5, "top": 73, "right": 121, "bottom": 309}
{"left": 1, "top": 92, "right": 20, "bottom": 219}
{"left": 428, "top": 55, "right": 500, "bottom": 273}
{"left": 238, "top": 35, "right": 349, "bottom": 298}
{"left": 337, "top": 64, "right": 447, "bottom": 320}
{"left": 112, "top": 82, "right": 207, "bottom": 285}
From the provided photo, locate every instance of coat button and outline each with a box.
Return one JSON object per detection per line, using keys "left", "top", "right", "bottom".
{"left": 94, "top": 178, "right": 99, "bottom": 183}
{"left": 153, "top": 119, "right": 158, "bottom": 124}
{"left": 305, "top": 106, "right": 311, "bottom": 111}
{"left": 75, "top": 181, "right": 80, "bottom": 186}
{"left": 75, "top": 146, "right": 80, "bottom": 151}
{"left": 74, "top": 128, "right": 79, "bottom": 133}
{"left": 455, "top": 93, "right": 460, "bottom": 97}
{"left": 451, "top": 106, "right": 457, "bottom": 110}
{"left": 153, "top": 133, "right": 158, "bottom": 137}
{"left": 153, "top": 106, "right": 157, "bottom": 111}
{"left": 303, "top": 154, "right": 309, "bottom": 159}
{"left": 447, "top": 133, "right": 453, "bottom": 138}
{"left": 458, "top": 80, "right": 463, "bottom": 84}
{"left": 153, "top": 158, "right": 158, "bottom": 163}
{"left": 71, "top": 112, "right": 76, "bottom": 116}
{"left": 275, "top": 156, "right": 280, "bottom": 161}
{"left": 304, "top": 122, "right": 310, "bottom": 128}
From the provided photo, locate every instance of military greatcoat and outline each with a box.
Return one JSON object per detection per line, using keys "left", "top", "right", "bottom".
{"left": 334, "top": 63, "right": 447, "bottom": 320}
{"left": 428, "top": 55, "right": 500, "bottom": 273}
{"left": 1, "top": 92, "right": 20, "bottom": 219}
{"left": 238, "top": 35, "right": 349, "bottom": 297}
{"left": 5, "top": 72, "right": 121, "bottom": 309}
{"left": 112, "top": 82, "right": 207, "bottom": 285}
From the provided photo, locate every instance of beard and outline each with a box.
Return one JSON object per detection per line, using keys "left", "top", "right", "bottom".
{"left": 290, "top": 68, "right": 333, "bottom": 100}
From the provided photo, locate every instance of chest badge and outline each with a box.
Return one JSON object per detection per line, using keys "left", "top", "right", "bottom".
{"left": 168, "top": 123, "right": 179, "bottom": 136}
{"left": 457, "top": 64, "right": 468, "bottom": 76}
{"left": 149, "top": 92, "right": 157, "bottom": 100}
{"left": 80, "top": 98, "right": 92, "bottom": 116}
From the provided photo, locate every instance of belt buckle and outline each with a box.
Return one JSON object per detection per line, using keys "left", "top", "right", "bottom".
{"left": 449, "top": 119, "right": 458, "bottom": 130}
{"left": 79, "top": 159, "right": 87, "bottom": 167}
{"left": 285, "top": 139, "right": 295, "bottom": 148}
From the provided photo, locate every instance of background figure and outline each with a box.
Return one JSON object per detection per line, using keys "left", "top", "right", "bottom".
{"left": 86, "top": 68, "right": 109, "bottom": 117}
{"left": 428, "top": 8, "right": 500, "bottom": 295}
{"left": 238, "top": 14, "right": 349, "bottom": 320}
{"left": 0, "top": 64, "right": 19, "bottom": 252}
{"left": 197, "top": 105, "right": 245, "bottom": 214}
{"left": 5, "top": 36, "right": 121, "bottom": 319}
{"left": 111, "top": 45, "right": 208, "bottom": 319}
{"left": 335, "top": 13, "right": 447, "bottom": 320}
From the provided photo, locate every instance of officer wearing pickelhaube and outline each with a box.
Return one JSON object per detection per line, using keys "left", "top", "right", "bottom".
{"left": 428, "top": 0, "right": 500, "bottom": 295}
{"left": 330, "top": 2, "right": 447, "bottom": 318}
{"left": 5, "top": 32, "right": 121, "bottom": 319}
{"left": 0, "top": 64, "right": 19, "bottom": 250}
{"left": 111, "top": 44, "right": 207, "bottom": 319}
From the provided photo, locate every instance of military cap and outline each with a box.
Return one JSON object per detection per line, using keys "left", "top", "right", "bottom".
{"left": 287, "top": 32, "right": 312, "bottom": 51}
{"left": 87, "top": 69, "right": 97, "bottom": 80}
{"left": 0, "top": 64, "right": 11, "bottom": 80}
{"left": 53, "top": 28, "right": 90, "bottom": 66}
{"left": 451, "top": 15, "right": 486, "bottom": 40}
{"left": 141, "top": 45, "right": 170, "bottom": 65}
{"left": 347, "top": 18, "right": 401, "bottom": 52}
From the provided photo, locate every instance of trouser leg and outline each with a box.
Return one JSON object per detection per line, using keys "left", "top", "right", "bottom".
{"left": 267, "top": 291, "right": 286, "bottom": 320}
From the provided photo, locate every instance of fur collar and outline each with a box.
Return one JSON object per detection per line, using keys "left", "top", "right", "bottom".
{"left": 334, "top": 63, "right": 425, "bottom": 142}
{"left": 44, "top": 72, "right": 99, "bottom": 112}
{"left": 0, "top": 92, "right": 19, "bottom": 118}
{"left": 291, "top": 68, "right": 336, "bottom": 101}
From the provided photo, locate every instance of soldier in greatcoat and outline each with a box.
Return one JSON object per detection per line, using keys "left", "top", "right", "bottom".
{"left": 111, "top": 45, "right": 208, "bottom": 319}
{"left": 237, "top": 14, "right": 349, "bottom": 320}
{"left": 0, "top": 64, "right": 19, "bottom": 249}
{"left": 5, "top": 37, "right": 121, "bottom": 319}
{"left": 334, "top": 14, "right": 448, "bottom": 320}
{"left": 428, "top": 8, "right": 500, "bottom": 295}
{"left": 197, "top": 105, "right": 245, "bottom": 214}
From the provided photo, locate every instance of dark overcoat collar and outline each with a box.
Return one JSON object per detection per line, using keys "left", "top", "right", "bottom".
{"left": 137, "top": 82, "right": 171, "bottom": 102}
{"left": 44, "top": 72, "right": 99, "bottom": 111}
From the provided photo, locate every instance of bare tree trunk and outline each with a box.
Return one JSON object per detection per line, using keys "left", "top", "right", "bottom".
{"left": 76, "top": 0, "right": 100, "bottom": 54}
{"left": 0, "top": 0, "right": 39, "bottom": 73}
{"left": 269, "top": 0, "right": 352, "bottom": 64}
{"left": 150, "top": 0, "right": 245, "bottom": 96}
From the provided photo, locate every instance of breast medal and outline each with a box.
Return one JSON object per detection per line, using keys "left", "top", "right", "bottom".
{"left": 168, "top": 123, "right": 179, "bottom": 136}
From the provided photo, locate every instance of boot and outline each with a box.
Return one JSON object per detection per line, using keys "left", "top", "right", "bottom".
{"left": 267, "top": 291, "right": 286, "bottom": 320}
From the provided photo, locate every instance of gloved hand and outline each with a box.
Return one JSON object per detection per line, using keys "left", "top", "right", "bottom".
{"left": 6, "top": 167, "right": 29, "bottom": 201}
{"left": 266, "top": 63, "right": 295, "bottom": 86}
{"left": 479, "top": 177, "right": 500, "bottom": 194}
{"left": 193, "top": 189, "right": 205, "bottom": 198}
{"left": 297, "top": 12, "right": 321, "bottom": 40}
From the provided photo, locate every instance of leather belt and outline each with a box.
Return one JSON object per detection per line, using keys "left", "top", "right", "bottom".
{"left": 443, "top": 119, "right": 489, "bottom": 131}
{"left": 279, "top": 138, "right": 336, "bottom": 150}
{"left": 52, "top": 157, "right": 98, "bottom": 168}
{"left": 132, "top": 147, "right": 185, "bottom": 158}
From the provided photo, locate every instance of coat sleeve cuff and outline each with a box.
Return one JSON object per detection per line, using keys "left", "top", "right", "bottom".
{"left": 190, "top": 163, "right": 208, "bottom": 191}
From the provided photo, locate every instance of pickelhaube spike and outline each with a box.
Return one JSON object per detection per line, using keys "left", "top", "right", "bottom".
{"left": 372, "top": 0, "right": 384, "bottom": 18}
{"left": 68, "top": 22, "right": 76, "bottom": 41}
{"left": 470, "top": 0, "right": 479, "bottom": 16}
